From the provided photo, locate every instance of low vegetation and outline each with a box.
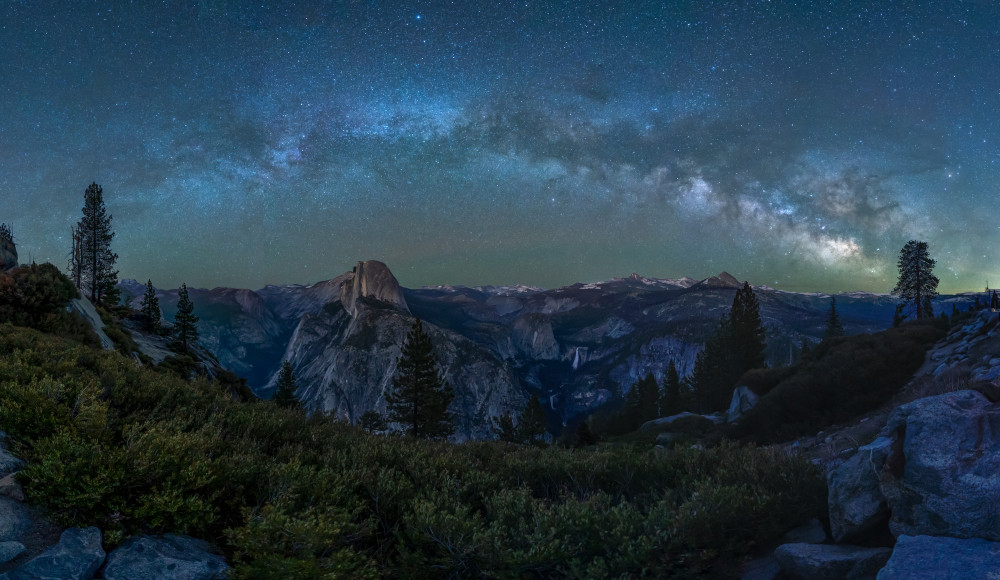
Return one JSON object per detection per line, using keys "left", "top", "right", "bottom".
{"left": 0, "top": 322, "right": 825, "bottom": 578}
{"left": 731, "top": 318, "right": 949, "bottom": 443}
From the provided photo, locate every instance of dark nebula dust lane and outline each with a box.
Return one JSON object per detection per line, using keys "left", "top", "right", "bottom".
{"left": 2, "top": 1, "right": 998, "bottom": 292}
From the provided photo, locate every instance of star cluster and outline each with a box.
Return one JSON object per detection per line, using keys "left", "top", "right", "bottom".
{"left": 2, "top": 1, "right": 999, "bottom": 292}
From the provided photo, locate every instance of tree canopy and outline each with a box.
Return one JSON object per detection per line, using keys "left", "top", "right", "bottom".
{"left": 173, "top": 283, "right": 199, "bottom": 353}
{"left": 74, "top": 183, "right": 119, "bottom": 306}
{"left": 272, "top": 360, "right": 300, "bottom": 409}
{"left": 386, "top": 319, "right": 455, "bottom": 439}
{"left": 891, "top": 240, "right": 939, "bottom": 321}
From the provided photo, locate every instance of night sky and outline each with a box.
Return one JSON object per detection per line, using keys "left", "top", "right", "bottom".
{"left": 2, "top": 2, "right": 998, "bottom": 292}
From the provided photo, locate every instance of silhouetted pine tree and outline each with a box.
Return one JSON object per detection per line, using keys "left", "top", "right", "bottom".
{"left": 139, "top": 279, "right": 161, "bottom": 332}
{"left": 75, "top": 183, "right": 119, "bottom": 306}
{"left": 272, "top": 360, "right": 299, "bottom": 409}
{"left": 386, "top": 319, "right": 455, "bottom": 439}
{"left": 824, "top": 296, "right": 844, "bottom": 339}
{"left": 173, "top": 283, "right": 199, "bottom": 352}
{"left": 660, "top": 359, "right": 683, "bottom": 417}
{"left": 891, "top": 240, "right": 939, "bottom": 321}
{"left": 633, "top": 373, "right": 660, "bottom": 424}
{"left": 491, "top": 412, "right": 519, "bottom": 443}
{"left": 517, "top": 393, "right": 547, "bottom": 445}
{"left": 730, "top": 281, "right": 767, "bottom": 372}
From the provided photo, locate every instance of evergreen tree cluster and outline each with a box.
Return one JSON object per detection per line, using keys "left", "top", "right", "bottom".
{"left": 491, "top": 393, "right": 547, "bottom": 445}
{"left": 687, "top": 282, "right": 767, "bottom": 412}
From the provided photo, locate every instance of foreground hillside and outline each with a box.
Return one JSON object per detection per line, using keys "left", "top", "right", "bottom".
{"left": 0, "top": 323, "right": 825, "bottom": 578}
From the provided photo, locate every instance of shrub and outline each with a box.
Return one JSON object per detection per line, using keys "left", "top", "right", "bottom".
{"left": 0, "top": 325, "right": 827, "bottom": 577}
{"left": 731, "top": 320, "right": 947, "bottom": 443}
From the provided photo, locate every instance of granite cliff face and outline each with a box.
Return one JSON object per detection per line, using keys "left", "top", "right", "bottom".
{"left": 132, "top": 263, "right": 938, "bottom": 439}
{"left": 340, "top": 260, "right": 408, "bottom": 317}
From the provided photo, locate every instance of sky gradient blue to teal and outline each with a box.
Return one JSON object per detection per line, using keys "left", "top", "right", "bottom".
{"left": 2, "top": 1, "right": 999, "bottom": 292}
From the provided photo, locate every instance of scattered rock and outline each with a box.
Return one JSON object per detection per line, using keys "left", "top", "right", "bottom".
{"left": 639, "top": 412, "right": 718, "bottom": 433}
{"left": 654, "top": 432, "right": 684, "bottom": 446}
{"left": 0, "top": 544, "right": 24, "bottom": 566}
{"left": 0, "top": 527, "right": 104, "bottom": 580}
{"left": 740, "top": 554, "right": 783, "bottom": 580}
{"left": 783, "top": 518, "right": 828, "bottom": 545}
{"left": 0, "top": 500, "right": 31, "bottom": 543}
{"left": 773, "top": 543, "right": 891, "bottom": 580}
{"left": 102, "top": 534, "right": 229, "bottom": 580}
{"left": 827, "top": 437, "right": 891, "bottom": 543}
{"left": 726, "top": 386, "right": 758, "bottom": 424}
{"left": 876, "top": 535, "right": 1000, "bottom": 579}
{"left": 882, "top": 390, "right": 1000, "bottom": 541}
{"left": 0, "top": 477, "right": 24, "bottom": 503}
{"left": 0, "top": 452, "right": 22, "bottom": 480}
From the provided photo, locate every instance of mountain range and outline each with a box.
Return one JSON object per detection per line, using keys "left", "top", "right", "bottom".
{"left": 119, "top": 261, "right": 977, "bottom": 440}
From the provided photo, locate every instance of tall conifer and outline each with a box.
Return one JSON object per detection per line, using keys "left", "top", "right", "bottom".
{"left": 891, "top": 240, "right": 939, "bottom": 321}
{"left": 386, "top": 319, "right": 455, "bottom": 439}
{"left": 824, "top": 296, "right": 844, "bottom": 339}
{"left": 272, "top": 360, "right": 300, "bottom": 409}
{"left": 660, "top": 359, "right": 682, "bottom": 417}
{"left": 75, "top": 183, "right": 119, "bottom": 306}
{"left": 140, "top": 279, "right": 161, "bottom": 332}
{"left": 174, "top": 283, "right": 199, "bottom": 352}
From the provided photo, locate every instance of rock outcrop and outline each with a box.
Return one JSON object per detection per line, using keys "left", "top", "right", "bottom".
{"left": 102, "top": 534, "right": 229, "bottom": 580}
{"left": 0, "top": 527, "right": 104, "bottom": 580}
{"left": 341, "top": 260, "right": 408, "bottom": 317}
{"left": 726, "top": 385, "right": 758, "bottom": 423}
{"left": 828, "top": 436, "right": 892, "bottom": 543}
{"left": 876, "top": 535, "right": 1000, "bottom": 579}
{"left": 773, "top": 543, "right": 891, "bottom": 580}
{"left": 68, "top": 298, "right": 115, "bottom": 351}
{"left": 880, "top": 389, "right": 1000, "bottom": 541}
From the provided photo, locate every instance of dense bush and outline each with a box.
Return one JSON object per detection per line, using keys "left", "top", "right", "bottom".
{"left": 0, "top": 325, "right": 826, "bottom": 578}
{"left": 731, "top": 319, "right": 948, "bottom": 443}
{"left": 0, "top": 263, "right": 97, "bottom": 345}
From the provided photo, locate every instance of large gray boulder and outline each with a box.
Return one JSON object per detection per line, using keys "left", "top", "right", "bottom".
{"left": 881, "top": 390, "right": 1000, "bottom": 540}
{"left": 0, "top": 542, "right": 25, "bottom": 565}
{"left": 0, "top": 499, "right": 31, "bottom": 542}
{"left": 877, "top": 535, "right": 1000, "bottom": 579}
{"left": 827, "top": 437, "right": 892, "bottom": 543}
{"left": 103, "top": 534, "right": 229, "bottom": 580}
{"left": 726, "top": 386, "right": 758, "bottom": 423}
{"left": 0, "top": 527, "right": 104, "bottom": 580}
{"left": 773, "top": 543, "right": 891, "bottom": 580}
